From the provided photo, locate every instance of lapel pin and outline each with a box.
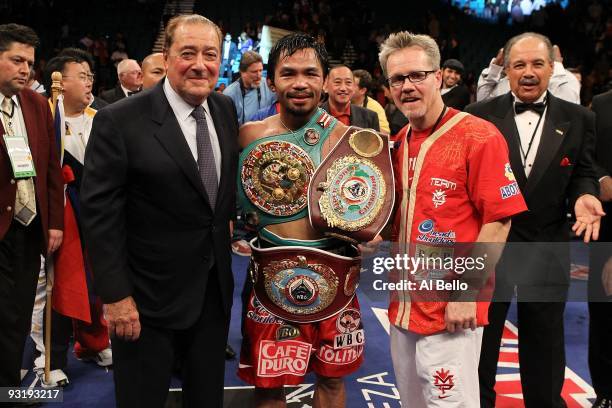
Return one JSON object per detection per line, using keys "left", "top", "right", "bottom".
{"left": 555, "top": 129, "right": 564, "bottom": 135}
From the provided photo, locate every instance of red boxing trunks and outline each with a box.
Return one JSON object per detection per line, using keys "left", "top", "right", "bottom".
{"left": 238, "top": 292, "right": 364, "bottom": 388}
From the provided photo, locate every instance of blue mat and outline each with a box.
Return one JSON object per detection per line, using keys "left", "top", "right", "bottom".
{"left": 27, "top": 251, "right": 595, "bottom": 407}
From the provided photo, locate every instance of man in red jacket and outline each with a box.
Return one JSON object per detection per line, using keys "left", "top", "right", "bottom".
{"left": 0, "top": 23, "right": 64, "bottom": 386}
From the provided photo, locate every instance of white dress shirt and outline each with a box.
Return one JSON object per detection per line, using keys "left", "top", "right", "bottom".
{"left": 120, "top": 84, "right": 133, "bottom": 98}
{"left": 513, "top": 92, "right": 548, "bottom": 178}
{"left": 163, "top": 79, "right": 222, "bottom": 182}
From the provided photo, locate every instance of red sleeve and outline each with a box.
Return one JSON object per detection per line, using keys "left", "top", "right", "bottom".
{"left": 466, "top": 122, "right": 527, "bottom": 224}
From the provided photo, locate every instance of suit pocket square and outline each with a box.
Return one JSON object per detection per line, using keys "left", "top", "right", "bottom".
{"left": 560, "top": 157, "right": 572, "bottom": 167}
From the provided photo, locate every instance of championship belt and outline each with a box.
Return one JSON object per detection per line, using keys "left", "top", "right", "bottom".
{"left": 249, "top": 239, "right": 361, "bottom": 323}
{"left": 308, "top": 127, "right": 394, "bottom": 243}
{"left": 241, "top": 140, "right": 315, "bottom": 217}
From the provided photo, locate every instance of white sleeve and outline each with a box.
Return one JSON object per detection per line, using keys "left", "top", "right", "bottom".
{"left": 477, "top": 60, "right": 506, "bottom": 102}
{"left": 547, "top": 61, "right": 581, "bottom": 104}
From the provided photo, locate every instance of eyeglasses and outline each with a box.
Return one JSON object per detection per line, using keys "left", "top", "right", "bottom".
{"left": 63, "top": 73, "right": 95, "bottom": 83}
{"left": 387, "top": 70, "right": 436, "bottom": 88}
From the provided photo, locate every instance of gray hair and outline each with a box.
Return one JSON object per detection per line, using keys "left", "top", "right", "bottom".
{"left": 378, "top": 31, "right": 441, "bottom": 78}
{"left": 503, "top": 32, "right": 554, "bottom": 68}
{"left": 164, "top": 14, "right": 222, "bottom": 52}
{"left": 117, "top": 59, "right": 140, "bottom": 76}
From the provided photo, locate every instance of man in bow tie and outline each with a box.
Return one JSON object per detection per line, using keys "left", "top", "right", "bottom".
{"left": 99, "top": 59, "right": 142, "bottom": 104}
{"left": 467, "top": 32, "right": 604, "bottom": 408}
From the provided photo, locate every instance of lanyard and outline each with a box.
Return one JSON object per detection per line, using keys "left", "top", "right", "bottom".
{"left": 406, "top": 105, "right": 447, "bottom": 142}
{"left": 515, "top": 109, "right": 545, "bottom": 168}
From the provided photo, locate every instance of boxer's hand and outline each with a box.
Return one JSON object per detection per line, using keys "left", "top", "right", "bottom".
{"left": 104, "top": 296, "right": 141, "bottom": 341}
{"left": 445, "top": 301, "right": 477, "bottom": 333}
{"left": 359, "top": 234, "right": 382, "bottom": 256}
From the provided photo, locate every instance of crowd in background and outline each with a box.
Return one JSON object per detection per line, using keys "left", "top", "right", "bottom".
{"left": 0, "top": 0, "right": 609, "bottom": 108}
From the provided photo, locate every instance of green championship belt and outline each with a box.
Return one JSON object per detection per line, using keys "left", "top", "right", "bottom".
{"left": 308, "top": 127, "right": 395, "bottom": 243}
{"left": 241, "top": 140, "right": 315, "bottom": 216}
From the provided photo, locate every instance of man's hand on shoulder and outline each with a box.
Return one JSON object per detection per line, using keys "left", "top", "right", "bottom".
{"left": 104, "top": 296, "right": 141, "bottom": 341}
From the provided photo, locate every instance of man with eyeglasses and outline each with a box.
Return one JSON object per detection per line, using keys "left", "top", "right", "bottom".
{"left": 99, "top": 58, "right": 142, "bottom": 104}
{"left": 0, "top": 23, "right": 64, "bottom": 388}
{"left": 379, "top": 31, "right": 527, "bottom": 407}
{"left": 56, "top": 47, "right": 108, "bottom": 110}
{"left": 28, "top": 52, "right": 112, "bottom": 387}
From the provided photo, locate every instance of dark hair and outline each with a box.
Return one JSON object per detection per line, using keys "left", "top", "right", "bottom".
{"left": 0, "top": 23, "right": 39, "bottom": 52}
{"left": 352, "top": 69, "right": 372, "bottom": 91}
{"left": 328, "top": 64, "right": 352, "bottom": 75}
{"left": 239, "top": 51, "right": 263, "bottom": 72}
{"left": 267, "top": 33, "right": 329, "bottom": 82}
{"left": 58, "top": 47, "right": 95, "bottom": 71}
{"left": 42, "top": 55, "right": 82, "bottom": 97}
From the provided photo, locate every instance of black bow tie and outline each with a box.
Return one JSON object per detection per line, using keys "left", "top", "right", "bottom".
{"left": 127, "top": 90, "right": 140, "bottom": 96}
{"left": 515, "top": 101, "right": 546, "bottom": 115}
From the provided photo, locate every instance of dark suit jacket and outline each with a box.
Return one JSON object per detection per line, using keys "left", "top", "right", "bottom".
{"left": 466, "top": 93, "right": 598, "bottom": 292}
{"left": 320, "top": 101, "right": 380, "bottom": 131}
{"left": 0, "top": 88, "right": 64, "bottom": 249}
{"left": 81, "top": 81, "right": 239, "bottom": 329}
{"left": 90, "top": 96, "right": 108, "bottom": 110}
{"left": 593, "top": 90, "right": 612, "bottom": 237}
{"left": 590, "top": 90, "right": 612, "bottom": 298}
{"left": 99, "top": 84, "right": 126, "bottom": 104}
{"left": 441, "top": 84, "right": 471, "bottom": 111}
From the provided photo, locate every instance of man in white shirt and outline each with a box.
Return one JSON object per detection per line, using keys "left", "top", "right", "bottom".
{"left": 467, "top": 31, "right": 603, "bottom": 408}
{"left": 81, "top": 14, "right": 238, "bottom": 407}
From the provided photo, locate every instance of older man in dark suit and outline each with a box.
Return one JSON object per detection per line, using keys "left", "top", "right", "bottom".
{"left": 321, "top": 65, "right": 379, "bottom": 130}
{"left": 0, "top": 23, "right": 64, "bottom": 386}
{"left": 81, "top": 14, "right": 238, "bottom": 408}
{"left": 467, "top": 32, "right": 604, "bottom": 408}
{"left": 590, "top": 89, "right": 612, "bottom": 408}
{"left": 99, "top": 59, "right": 142, "bottom": 104}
